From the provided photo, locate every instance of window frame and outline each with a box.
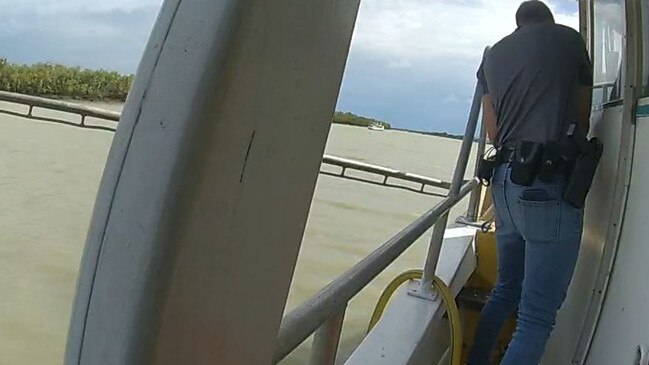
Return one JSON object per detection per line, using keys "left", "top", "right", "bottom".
{"left": 590, "top": 0, "right": 627, "bottom": 109}
{"left": 641, "top": 0, "right": 649, "bottom": 97}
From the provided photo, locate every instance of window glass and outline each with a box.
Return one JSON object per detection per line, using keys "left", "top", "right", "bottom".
{"left": 592, "top": 0, "right": 625, "bottom": 106}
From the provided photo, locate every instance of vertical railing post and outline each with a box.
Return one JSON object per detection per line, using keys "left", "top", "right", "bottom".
{"left": 309, "top": 307, "right": 346, "bottom": 365}
{"left": 418, "top": 48, "right": 488, "bottom": 295}
{"left": 466, "top": 120, "right": 488, "bottom": 221}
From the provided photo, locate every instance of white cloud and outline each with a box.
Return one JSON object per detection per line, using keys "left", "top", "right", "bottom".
{"left": 442, "top": 93, "right": 462, "bottom": 103}
{"left": 0, "top": 0, "right": 162, "bottom": 72}
{"left": 0, "top": 0, "right": 161, "bottom": 15}
{"left": 0, "top": 0, "right": 161, "bottom": 38}
{"left": 350, "top": 0, "right": 579, "bottom": 66}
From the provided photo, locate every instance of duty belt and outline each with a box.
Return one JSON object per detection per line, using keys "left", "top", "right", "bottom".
{"left": 495, "top": 146, "right": 574, "bottom": 174}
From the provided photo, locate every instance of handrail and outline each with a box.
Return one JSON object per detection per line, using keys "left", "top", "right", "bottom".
{"left": 277, "top": 47, "right": 489, "bottom": 364}
{"left": 593, "top": 81, "right": 619, "bottom": 106}
{"left": 0, "top": 89, "right": 481, "bottom": 362}
{"left": 593, "top": 81, "right": 616, "bottom": 89}
{"left": 0, "top": 90, "right": 120, "bottom": 132}
{"left": 273, "top": 178, "right": 478, "bottom": 363}
{"left": 466, "top": 104, "right": 488, "bottom": 221}
{"left": 0, "top": 90, "right": 120, "bottom": 121}
{"left": 322, "top": 154, "right": 451, "bottom": 191}
{"left": 419, "top": 48, "right": 486, "bottom": 293}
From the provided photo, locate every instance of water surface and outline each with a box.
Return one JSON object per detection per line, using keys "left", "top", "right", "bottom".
{"left": 0, "top": 101, "right": 475, "bottom": 364}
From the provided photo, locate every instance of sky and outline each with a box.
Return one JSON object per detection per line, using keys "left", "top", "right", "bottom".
{"left": 0, "top": 0, "right": 579, "bottom": 134}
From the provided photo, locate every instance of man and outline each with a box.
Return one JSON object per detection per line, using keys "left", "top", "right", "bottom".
{"left": 467, "top": 1, "right": 593, "bottom": 365}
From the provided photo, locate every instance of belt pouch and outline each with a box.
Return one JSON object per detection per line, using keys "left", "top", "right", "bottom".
{"left": 510, "top": 140, "right": 542, "bottom": 186}
{"left": 538, "top": 141, "right": 561, "bottom": 182}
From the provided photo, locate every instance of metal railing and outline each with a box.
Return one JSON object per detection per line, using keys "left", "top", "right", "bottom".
{"left": 593, "top": 81, "right": 619, "bottom": 106}
{"left": 0, "top": 90, "right": 453, "bottom": 195}
{"left": 0, "top": 90, "right": 119, "bottom": 132}
{"left": 0, "top": 71, "right": 486, "bottom": 364}
{"left": 417, "top": 68, "right": 483, "bottom": 296}
{"left": 274, "top": 49, "right": 487, "bottom": 363}
{"left": 274, "top": 179, "right": 478, "bottom": 363}
{"left": 321, "top": 155, "right": 451, "bottom": 194}
{"left": 466, "top": 112, "right": 488, "bottom": 221}
{"left": 275, "top": 48, "right": 488, "bottom": 364}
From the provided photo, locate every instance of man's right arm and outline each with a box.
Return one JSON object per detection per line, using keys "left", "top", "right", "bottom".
{"left": 576, "top": 32, "right": 593, "bottom": 134}
{"left": 477, "top": 58, "right": 497, "bottom": 143}
{"left": 578, "top": 86, "right": 592, "bottom": 135}
{"left": 482, "top": 94, "right": 497, "bottom": 143}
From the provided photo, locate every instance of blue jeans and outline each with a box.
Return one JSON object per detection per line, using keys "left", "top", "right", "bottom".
{"left": 467, "top": 165, "right": 583, "bottom": 365}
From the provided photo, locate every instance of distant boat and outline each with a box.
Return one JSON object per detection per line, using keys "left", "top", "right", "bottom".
{"left": 368, "top": 123, "right": 385, "bottom": 131}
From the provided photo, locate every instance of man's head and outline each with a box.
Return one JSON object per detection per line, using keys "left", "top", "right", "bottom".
{"left": 516, "top": 1, "right": 555, "bottom": 28}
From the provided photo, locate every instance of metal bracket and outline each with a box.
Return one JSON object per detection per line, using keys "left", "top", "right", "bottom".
{"left": 407, "top": 285, "right": 439, "bottom": 302}
{"left": 455, "top": 215, "right": 493, "bottom": 233}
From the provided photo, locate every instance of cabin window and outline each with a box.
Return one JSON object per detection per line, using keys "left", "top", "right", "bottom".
{"left": 592, "top": 0, "right": 625, "bottom": 106}
{"left": 642, "top": 0, "right": 649, "bottom": 97}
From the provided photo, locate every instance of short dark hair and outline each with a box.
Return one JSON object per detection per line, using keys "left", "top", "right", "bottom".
{"left": 516, "top": 1, "right": 555, "bottom": 27}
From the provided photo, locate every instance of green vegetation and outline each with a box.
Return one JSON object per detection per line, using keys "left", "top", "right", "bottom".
{"left": 0, "top": 58, "right": 133, "bottom": 101}
{"left": 0, "top": 58, "right": 393, "bottom": 129}
{"left": 0, "top": 59, "right": 480, "bottom": 140}
{"left": 333, "top": 111, "right": 391, "bottom": 129}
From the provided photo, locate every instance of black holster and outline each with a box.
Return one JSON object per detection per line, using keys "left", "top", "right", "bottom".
{"left": 563, "top": 137, "right": 604, "bottom": 208}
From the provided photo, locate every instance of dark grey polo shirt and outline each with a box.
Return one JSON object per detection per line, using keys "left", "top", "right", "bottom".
{"left": 478, "top": 24, "right": 593, "bottom": 147}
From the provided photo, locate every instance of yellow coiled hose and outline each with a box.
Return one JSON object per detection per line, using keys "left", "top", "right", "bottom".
{"left": 367, "top": 269, "right": 462, "bottom": 365}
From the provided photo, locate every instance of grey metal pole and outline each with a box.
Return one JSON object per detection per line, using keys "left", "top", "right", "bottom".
{"left": 63, "top": 0, "right": 363, "bottom": 363}
{"left": 309, "top": 307, "right": 346, "bottom": 365}
{"left": 0, "top": 90, "right": 121, "bottom": 121}
{"left": 466, "top": 121, "right": 488, "bottom": 221}
{"left": 419, "top": 53, "right": 485, "bottom": 294}
{"left": 274, "top": 180, "right": 478, "bottom": 362}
